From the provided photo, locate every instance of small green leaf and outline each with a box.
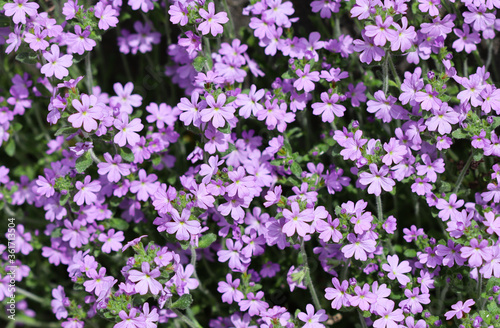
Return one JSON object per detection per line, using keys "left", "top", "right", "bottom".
{"left": 281, "top": 71, "right": 294, "bottom": 79}
{"left": 75, "top": 151, "right": 93, "bottom": 173}
{"left": 4, "top": 138, "right": 15, "bottom": 156}
{"left": 55, "top": 126, "right": 78, "bottom": 136}
{"left": 290, "top": 161, "right": 302, "bottom": 178}
{"left": 492, "top": 117, "right": 500, "bottom": 130}
{"left": 193, "top": 56, "right": 207, "bottom": 72}
{"left": 452, "top": 129, "right": 468, "bottom": 140}
{"left": 59, "top": 193, "right": 70, "bottom": 206}
{"left": 198, "top": 233, "right": 216, "bottom": 248}
{"left": 120, "top": 147, "right": 135, "bottom": 162}
{"left": 108, "top": 218, "right": 129, "bottom": 231}
{"left": 218, "top": 121, "right": 232, "bottom": 134}
{"left": 152, "top": 155, "right": 162, "bottom": 166}
{"left": 15, "top": 52, "right": 38, "bottom": 64}
{"left": 404, "top": 249, "right": 417, "bottom": 258}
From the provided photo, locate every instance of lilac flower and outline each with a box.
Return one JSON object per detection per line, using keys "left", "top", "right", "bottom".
{"left": 435, "top": 194, "right": 463, "bottom": 221}
{"left": 294, "top": 64, "right": 320, "bottom": 92}
{"left": 200, "top": 93, "right": 235, "bottom": 128}
{"left": 68, "top": 94, "right": 104, "bottom": 132}
{"left": 342, "top": 233, "right": 376, "bottom": 261}
{"left": 128, "top": 262, "right": 162, "bottom": 295}
{"left": 61, "top": 220, "right": 89, "bottom": 248}
{"left": 453, "top": 24, "right": 480, "bottom": 53}
{"left": 367, "top": 91, "right": 407, "bottom": 123}
{"left": 130, "top": 169, "right": 158, "bottom": 202}
{"left": 325, "top": 278, "right": 350, "bottom": 310}
{"left": 94, "top": 3, "right": 119, "bottom": 30}
{"left": 98, "top": 229, "right": 125, "bottom": 253}
{"left": 415, "top": 84, "right": 442, "bottom": 111}
{"left": 98, "top": 153, "right": 131, "bottom": 183}
{"left": 165, "top": 208, "right": 201, "bottom": 241}
{"left": 51, "top": 286, "right": 70, "bottom": 320}
{"left": 114, "top": 114, "right": 144, "bottom": 147}
{"left": 415, "top": 154, "right": 444, "bottom": 183}
{"left": 24, "top": 27, "right": 49, "bottom": 51}
{"left": 387, "top": 17, "right": 416, "bottom": 52}
{"left": 353, "top": 33, "right": 385, "bottom": 64}
{"left": 297, "top": 304, "right": 328, "bottom": 328}
{"left": 198, "top": 2, "right": 229, "bottom": 37}
{"left": 74, "top": 175, "right": 101, "bottom": 206}
{"left": 114, "top": 308, "right": 146, "bottom": 328}
{"left": 66, "top": 25, "right": 97, "bottom": 55}
{"left": 364, "top": 16, "right": 397, "bottom": 46}
{"left": 382, "top": 255, "right": 411, "bottom": 286}
{"left": 169, "top": 3, "right": 189, "bottom": 26}
{"left": 372, "top": 301, "right": 404, "bottom": 328}
{"left": 349, "top": 283, "right": 376, "bottom": 311}
{"left": 41, "top": 45, "right": 73, "bottom": 80}
{"left": 359, "top": 164, "right": 395, "bottom": 196}
{"left": 217, "top": 239, "right": 250, "bottom": 272}
{"left": 444, "top": 299, "right": 475, "bottom": 320}
{"left": 311, "top": 92, "right": 346, "bottom": 122}
{"left": 235, "top": 84, "right": 265, "bottom": 118}
{"left": 460, "top": 238, "right": 491, "bottom": 267}
{"left": 110, "top": 82, "right": 143, "bottom": 115}
{"left": 399, "top": 287, "right": 430, "bottom": 314}
{"left": 129, "top": 0, "right": 154, "bottom": 12}
{"left": 4, "top": 0, "right": 39, "bottom": 24}
{"left": 238, "top": 291, "right": 269, "bottom": 316}
{"left": 217, "top": 273, "right": 244, "bottom": 304}
{"left": 425, "top": 103, "right": 459, "bottom": 135}
{"left": 282, "top": 202, "right": 314, "bottom": 237}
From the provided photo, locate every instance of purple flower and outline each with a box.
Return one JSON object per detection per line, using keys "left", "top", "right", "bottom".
{"left": 367, "top": 91, "right": 407, "bottom": 123}
{"left": 94, "top": 3, "right": 119, "bottom": 30}
{"left": 325, "top": 278, "right": 350, "bottom": 310}
{"left": 165, "top": 208, "right": 201, "bottom": 241}
{"left": 217, "top": 239, "right": 250, "bottom": 272}
{"left": 372, "top": 301, "right": 404, "bottom": 328}
{"left": 114, "top": 114, "right": 144, "bottom": 147}
{"left": 342, "top": 233, "right": 376, "bottom": 261}
{"left": 294, "top": 64, "right": 320, "bottom": 93}
{"left": 198, "top": 2, "right": 229, "bottom": 37}
{"left": 4, "top": 0, "right": 39, "bottom": 24}
{"left": 61, "top": 220, "right": 89, "bottom": 249}
{"left": 297, "top": 304, "right": 328, "bottom": 328}
{"left": 114, "top": 308, "right": 146, "bottom": 328}
{"left": 98, "top": 153, "right": 131, "bottom": 183}
{"left": 110, "top": 82, "right": 143, "bottom": 115}
{"left": 460, "top": 238, "right": 491, "bottom": 267}
{"left": 51, "top": 286, "right": 70, "bottom": 320}
{"left": 364, "top": 16, "right": 397, "bottom": 46}
{"left": 68, "top": 94, "right": 104, "bottom": 132}
{"left": 41, "top": 45, "right": 73, "bottom": 80}
{"left": 128, "top": 262, "right": 162, "bottom": 295}
{"left": 282, "top": 202, "right": 314, "bottom": 237}
{"left": 200, "top": 93, "right": 235, "bottom": 129}
{"left": 238, "top": 291, "right": 269, "bottom": 316}
{"left": 358, "top": 164, "right": 395, "bottom": 196}
{"left": 74, "top": 175, "right": 101, "bottom": 206}
{"left": 382, "top": 255, "right": 411, "bottom": 286}
{"left": 444, "top": 299, "right": 475, "bottom": 320}
{"left": 217, "top": 273, "right": 244, "bottom": 304}
{"left": 311, "top": 92, "right": 346, "bottom": 123}
{"left": 98, "top": 229, "right": 125, "bottom": 253}
{"left": 130, "top": 169, "right": 158, "bottom": 201}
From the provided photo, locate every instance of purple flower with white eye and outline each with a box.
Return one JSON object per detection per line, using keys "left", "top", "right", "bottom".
{"left": 200, "top": 93, "right": 235, "bottom": 128}
{"left": 114, "top": 114, "right": 143, "bottom": 147}
{"left": 41, "top": 45, "right": 73, "bottom": 80}
{"left": 98, "top": 153, "right": 131, "bottom": 183}
{"left": 342, "top": 233, "right": 376, "bottom": 261}
{"left": 425, "top": 103, "right": 460, "bottom": 135}
{"left": 444, "top": 299, "right": 475, "bottom": 320}
{"left": 24, "top": 26, "right": 49, "bottom": 51}
{"left": 198, "top": 2, "right": 229, "bottom": 37}
{"left": 110, "top": 82, "right": 143, "bottom": 115}
{"left": 358, "top": 164, "right": 395, "bottom": 196}
{"left": 382, "top": 255, "right": 411, "bottom": 286}
{"left": 311, "top": 92, "right": 345, "bottom": 123}
{"left": 298, "top": 304, "right": 328, "bottom": 328}
{"left": 68, "top": 94, "right": 104, "bottom": 132}
{"left": 129, "top": 169, "right": 158, "bottom": 202}
{"left": 94, "top": 3, "right": 119, "bottom": 30}
{"left": 238, "top": 291, "right": 269, "bottom": 316}
{"left": 294, "top": 64, "right": 320, "bottom": 92}
{"left": 98, "top": 229, "right": 125, "bottom": 253}
{"left": 217, "top": 239, "right": 250, "bottom": 272}
{"left": 128, "top": 262, "right": 162, "bottom": 295}
{"left": 4, "top": 0, "right": 39, "bottom": 24}
{"left": 367, "top": 91, "right": 407, "bottom": 123}
{"left": 217, "top": 273, "right": 244, "bottom": 304}
{"left": 74, "top": 175, "right": 101, "bottom": 206}
{"left": 364, "top": 16, "right": 397, "bottom": 46}
{"left": 415, "top": 154, "right": 445, "bottom": 183}
{"left": 460, "top": 238, "right": 491, "bottom": 267}
{"left": 66, "top": 25, "right": 97, "bottom": 55}
{"left": 165, "top": 208, "right": 201, "bottom": 241}
{"left": 61, "top": 219, "right": 89, "bottom": 249}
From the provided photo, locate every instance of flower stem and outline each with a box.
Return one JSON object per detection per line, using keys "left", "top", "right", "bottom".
{"left": 357, "top": 309, "right": 369, "bottom": 328}
{"left": 17, "top": 287, "right": 48, "bottom": 305}
{"left": 452, "top": 152, "right": 474, "bottom": 195}
{"left": 85, "top": 53, "right": 93, "bottom": 93}
{"left": 172, "top": 309, "right": 203, "bottom": 328}
{"left": 388, "top": 54, "right": 401, "bottom": 88}
{"left": 376, "top": 195, "right": 383, "bottom": 222}
{"left": 383, "top": 55, "right": 389, "bottom": 94}
{"left": 300, "top": 239, "right": 321, "bottom": 310}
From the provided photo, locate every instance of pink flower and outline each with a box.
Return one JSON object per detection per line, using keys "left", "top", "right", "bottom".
{"left": 128, "top": 262, "right": 162, "bottom": 295}
{"left": 41, "top": 45, "right": 73, "bottom": 80}
{"left": 110, "top": 82, "right": 143, "bottom": 115}
{"left": 358, "top": 164, "right": 395, "bottom": 196}
{"left": 311, "top": 92, "right": 346, "bottom": 123}
{"left": 238, "top": 291, "right": 269, "bottom": 316}
{"left": 294, "top": 64, "right": 320, "bottom": 93}
{"left": 94, "top": 3, "right": 119, "bottom": 30}
{"left": 364, "top": 16, "right": 397, "bottom": 47}
{"left": 282, "top": 202, "right": 314, "bottom": 237}
{"left": 460, "top": 238, "right": 491, "bottom": 267}
{"left": 4, "top": 0, "right": 39, "bottom": 24}
{"left": 74, "top": 175, "right": 101, "bottom": 206}
{"left": 382, "top": 255, "right": 411, "bottom": 286}
{"left": 98, "top": 229, "right": 125, "bottom": 253}
{"left": 444, "top": 299, "right": 475, "bottom": 320}
{"left": 114, "top": 114, "right": 144, "bottom": 147}
{"left": 165, "top": 208, "right": 201, "bottom": 241}
{"left": 341, "top": 233, "right": 376, "bottom": 261}
{"left": 198, "top": 2, "right": 229, "bottom": 37}
{"left": 97, "top": 153, "right": 131, "bottom": 183}
{"left": 297, "top": 304, "right": 328, "bottom": 328}
{"left": 68, "top": 94, "right": 104, "bottom": 132}
{"left": 200, "top": 93, "right": 235, "bottom": 128}
{"left": 114, "top": 308, "right": 146, "bottom": 328}
{"left": 372, "top": 301, "right": 404, "bottom": 328}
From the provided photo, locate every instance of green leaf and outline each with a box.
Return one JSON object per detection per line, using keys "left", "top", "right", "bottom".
{"left": 75, "top": 151, "right": 93, "bottom": 173}
{"left": 404, "top": 249, "right": 416, "bottom": 258}
{"left": 55, "top": 126, "right": 78, "bottom": 136}
{"left": 281, "top": 71, "right": 294, "bottom": 79}
{"left": 120, "top": 147, "right": 135, "bottom": 162}
{"left": 4, "top": 138, "right": 15, "bottom": 156}
{"left": 59, "top": 193, "right": 70, "bottom": 206}
{"left": 473, "top": 151, "right": 483, "bottom": 162}
{"left": 197, "top": 233, "right": 216, "bottom": 248}
{"left": 452, "top": 129, "right": 468, "bottom": 140}
{"left": 218, "top": 121, "right": 232, "bottom": 134}
{"left": 290, "top": 161, "right": 302, "bottom": 178}
{"left": 193, "top": 56, "right": 207, "bottom": 72}
{"left": 15, "top": 52, "right": 38, "bottom": 64}
{"left": 108, "top": 218, "right": 129, "bottom": 231}
{"left": 152, "top": 155, "right": 162, "bottom": 166}
{"left": 492, "top": 117, "right": 500, "bottom": 130}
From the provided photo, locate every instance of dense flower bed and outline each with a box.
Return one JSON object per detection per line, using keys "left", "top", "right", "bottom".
{"left": 1, "top": 0, "right": 500, "bottom": 327}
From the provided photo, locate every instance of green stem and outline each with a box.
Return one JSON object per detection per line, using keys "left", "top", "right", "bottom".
{"left": 376, "top": 195, "right": 383, "bottom": 222}
{"left": 221, "top": 0, "right": 236, "bottom": 39}
{"left": 452, "top": 152, "right": 474, "bottom": 195}
{"left": 388, "top": 54, "right": 401, "bottom": 88}
{"left": 85, "top": 54, "right": 93, "bottom": 93}
{"left": 383, "top": 55, "right": 389, "bottom": 94}
{"left": 357, "top": 309, "right": 369, "bottom": 328}
{"left": 172, "top": 309, "right": 202, "bottom": 328}
{"left": 16, "top": 287, "right": 48, "bottom": 305}
{"left": 300, "top": 239, "right": 321, "bottom": 310}
{"left": 190, "top": 245, "right": 217, "bottom": 304}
